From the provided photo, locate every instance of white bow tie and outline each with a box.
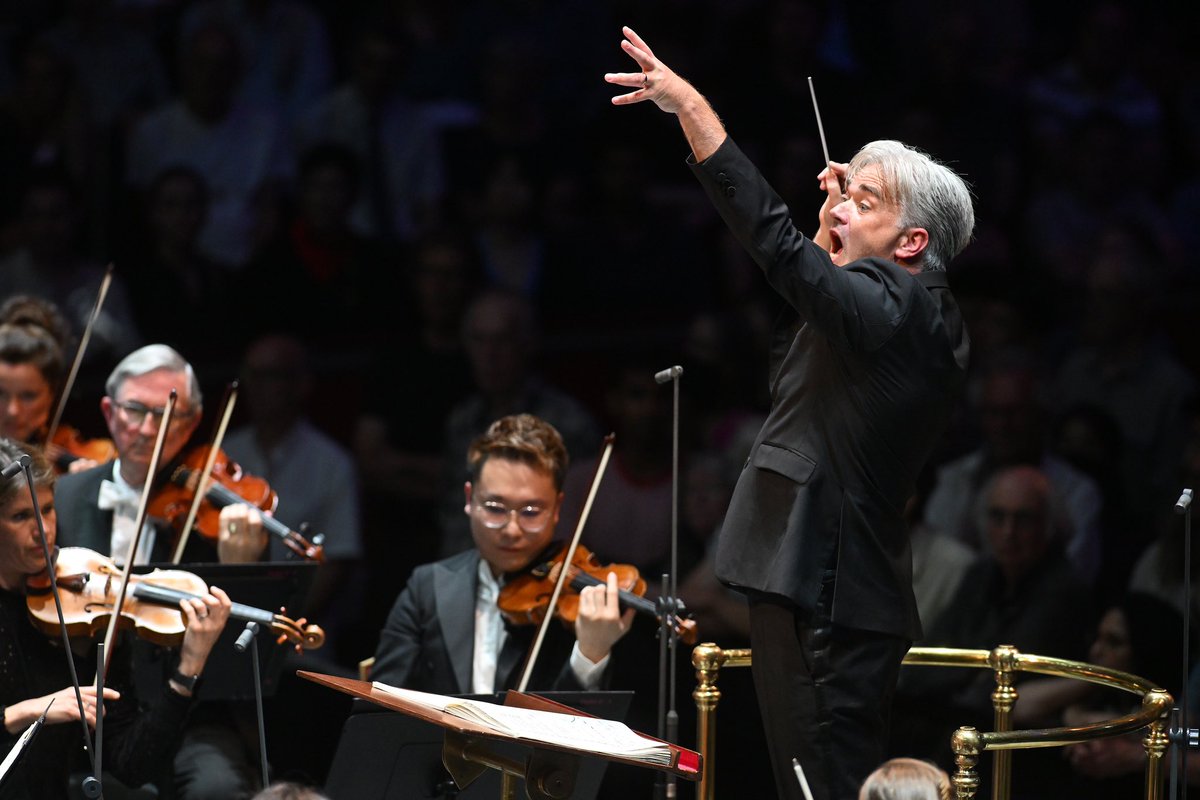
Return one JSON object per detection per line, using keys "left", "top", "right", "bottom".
{"left": 97, "top": 479, "right": 141, "bottom": 515}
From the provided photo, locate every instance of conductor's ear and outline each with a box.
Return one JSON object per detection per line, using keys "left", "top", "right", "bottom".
{"left": 894, "top": 227, "right": 929, "bottom": 264}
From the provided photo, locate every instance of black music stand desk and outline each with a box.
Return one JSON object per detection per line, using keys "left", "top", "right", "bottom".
{"left": 301, "top": 672, "right": 701, "bottom": 800}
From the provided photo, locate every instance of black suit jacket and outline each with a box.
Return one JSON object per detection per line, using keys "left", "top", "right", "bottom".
{"left": 692, "top": 139, "right": 969, "bottom": 640}
{"left": 55, "top": 461, "right": 218, "bottom": 563}
{"left": 370, "top": 549, "right": 591, "bottom": 694}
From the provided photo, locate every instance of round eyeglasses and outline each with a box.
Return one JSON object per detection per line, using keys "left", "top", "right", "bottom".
{"left": 472, "top": 500, "right": 553, "bottom": 533}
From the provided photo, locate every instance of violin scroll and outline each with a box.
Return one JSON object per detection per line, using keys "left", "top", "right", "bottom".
{"left": 269, "top": 609, "right": 326, "bottom": 652}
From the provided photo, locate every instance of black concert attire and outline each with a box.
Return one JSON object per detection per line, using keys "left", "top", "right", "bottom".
{"left": 0, "top": 586, "right": 193, "bottom": 800}
{"left": 371, "top": 548, "right": 596, "bottom": 694}
{"left": 691, "top": 139, "right": 969, "bottom": 800}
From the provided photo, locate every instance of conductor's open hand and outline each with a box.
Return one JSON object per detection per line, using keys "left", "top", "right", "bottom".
{"left": 574, "top": 571, "right": 635, "bottom": 664}
{"left": 605, "top": 26, "right": 697, "bottom": 114}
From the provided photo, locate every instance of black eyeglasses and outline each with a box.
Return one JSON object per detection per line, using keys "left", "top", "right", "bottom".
{"left": 111, "top": 399, "right": 195, "bottom": 427}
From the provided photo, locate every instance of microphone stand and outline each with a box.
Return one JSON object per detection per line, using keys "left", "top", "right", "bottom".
{"left": 235, "top": 621, "right": 270, "bottom": 789}
{"left": 7, "top": 456, "right": 103, "bottom": 797}
{"left": 1171, "top": 488, "right": 1196, "bottom": 800}
{"left": 653, "top": 366, "right": 684, "bottom": 800}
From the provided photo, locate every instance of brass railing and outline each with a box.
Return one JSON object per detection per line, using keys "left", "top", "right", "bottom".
{"left": 692, "top": 642, "right": 1174, "bottom": 800}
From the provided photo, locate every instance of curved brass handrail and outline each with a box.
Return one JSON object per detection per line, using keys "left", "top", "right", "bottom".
{"left": 691, "top": 642, "right": 1174, "bottom": 800}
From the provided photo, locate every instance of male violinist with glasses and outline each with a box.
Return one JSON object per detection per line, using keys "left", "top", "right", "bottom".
{"left": 369, "top": 413, "right": 634, "bottom": 694}
{"left": 52, "top": 343, "right": 268, "bottom": 800}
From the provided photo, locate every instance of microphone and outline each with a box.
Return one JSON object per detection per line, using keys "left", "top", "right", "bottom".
{"left": 1177, "top": 489, "right": 1194, "bottom": 515}
{"left": 234, "top": 621, "right": 259, "bottom": 653}
{"left": 1, "top": 454, "right": 31, "bottom": 478}
{"left": 654, "top": 365, "right": 683, "bottom": 384}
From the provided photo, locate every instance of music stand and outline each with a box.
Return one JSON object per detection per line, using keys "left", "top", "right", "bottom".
{"left": 131, "top": 560, "right": 317, "bottom": 701}
{"left": 325, "top": 692, "right": 633, "bottom": 800}
{"left": 304, "top": 673, "right": 700, "bottom": 800}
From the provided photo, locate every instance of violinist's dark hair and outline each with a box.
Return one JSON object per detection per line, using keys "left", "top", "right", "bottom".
{"left": 467, "top": 414, "right": 568, "bottom": 491}
{"left": 0, "top": 321, "right": 66, "bottom": 395}
{"left": 0, "top": 295, "right": 74, "bottom": 353}
{"left": 0, "top": 439, "right": 55, "bottom": 508}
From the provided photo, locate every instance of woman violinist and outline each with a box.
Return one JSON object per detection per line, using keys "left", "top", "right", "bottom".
{"left": 0, "top": 296, "right": 114, "bottom": 473}
{"left": 0, "top": 440, "right": 233, "bottom": 800}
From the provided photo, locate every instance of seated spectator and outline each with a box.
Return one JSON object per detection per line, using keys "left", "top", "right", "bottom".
{"left": 923, "top": 360, "right": 1103, "bottom": 584}
{"left": 894, "top": 466, "right": 1095, "bottom": 772}
{"left": 125, "top": 19, "right": 292, "bottom": 270}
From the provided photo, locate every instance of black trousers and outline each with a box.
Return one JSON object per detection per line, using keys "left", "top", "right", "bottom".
{"left": 748, "top": 572, "right": 910, "bottom": 800}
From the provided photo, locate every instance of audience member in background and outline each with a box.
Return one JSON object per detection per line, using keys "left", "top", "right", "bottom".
{"left": 245, "top": 143, "right": 377, "bottom": 345}
{"left": 1051, "top": 236, "right": 1196, "bottom": 527}
{"left": 436, "top": 289, "right": 599, "bottom": 558}
{"left": 0, "top": 36, "right": 91, "bottom": 248}
{"left": 122, "top": 166, "right": 234, "bottom": 366}
{"left": 352, "top": 230, "right": 476, "bottom": 656}
{"left": 1016, "top": 593, "right": 1190, "bottom": 797}
{"left": 858, "top": 758, "right": 951, "bottom": 800}
{"left": 894, "top": 466, "right": 1094, "bottom": 776}
{"left": 224, "top": 334, "right": 363, "bottom": 622}
{"left": 0, "top": 169, "right": 141, "bottom": 370}
{"left": 181, "top": 0, "right": 333, "bottom": 126}
{"left": 905, "top": 466, "right": 974, "bottom": 634}
{"left": 557, "top": 362, "right": 687, "bottom": 582}
{"left": 677, "top": 451, "right": 748, "bottom": 644}
{"left": 923, "top": 360, "right": 1103, "bottom": 584}
{"left": 125, "top": 18, "right": 292, "bottom": 270}
{"left": 1128, "top": 396, "right": 1200, "bottom": 622}
{"left": 1052, "top": 402, "right": 1138, "bottom": 596}
{"left": 295, "top": 20, "right": 444, "bottom": 246}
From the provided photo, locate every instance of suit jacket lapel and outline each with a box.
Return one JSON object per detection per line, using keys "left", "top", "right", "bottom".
{"left": 434, "top": 553, "right": 478, "bottom": 694}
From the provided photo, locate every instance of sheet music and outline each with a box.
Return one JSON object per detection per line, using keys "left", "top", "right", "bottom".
{"left": 372, "top": 682, "right": 671, "bottom": 764}
{"left": 0, "top": 700, "right": 52, "bottom": 784}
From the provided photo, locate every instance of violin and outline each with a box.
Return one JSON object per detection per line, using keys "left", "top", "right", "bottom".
{"left": 147, "top": 445, "right": 324, "bottom": 562}
{"left": 45, "top": 425, "right": 117, "bottom": 473}
{"left": 25, "top": 547, "right": 325, "bottom": 650}
{"left": 497, "top": 542, "right": 697, "bottom": 645}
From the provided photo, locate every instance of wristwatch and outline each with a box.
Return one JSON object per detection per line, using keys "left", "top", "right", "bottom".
{"left": 170, "top": 668, "right": 200, "bottom": 693}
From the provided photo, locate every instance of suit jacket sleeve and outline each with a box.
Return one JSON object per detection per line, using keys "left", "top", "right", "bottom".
{"left": 370, "top": 564, "right": 434, "bottom": 689}
{"left": 690, "top": 137, "right": 921, "bottom": 353}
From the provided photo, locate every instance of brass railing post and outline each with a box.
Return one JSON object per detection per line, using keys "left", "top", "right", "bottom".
{"left": 989, "top": 645, "right": 1019, "bottom": 800}
{"left": 693, "top": 642, "right": 725, "bottom": 800}
{"left": 1143, "top": 690, "right": 1171, "bottom": 800}
{"left": 951, "top": 726, "right": 981, "bottom": 800}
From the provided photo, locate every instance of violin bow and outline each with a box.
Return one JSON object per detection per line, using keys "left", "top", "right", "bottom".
{"left": 516, "top": 433, "right": 616, "bottom": 693}
{"left": 171, "top": 381, "right": 238, "bottom": 564}
{"left": 100, "top": 389, "right": 177, "bottom": 677}
{"left": 45, "top": 265, "right": 113, "bottom": 445}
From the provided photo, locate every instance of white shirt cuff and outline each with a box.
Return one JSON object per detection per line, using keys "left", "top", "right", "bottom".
{"left": 569, "top": 642, "right": 609, "bottom": 689}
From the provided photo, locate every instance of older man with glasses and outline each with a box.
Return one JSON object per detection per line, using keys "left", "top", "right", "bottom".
{"left": 54, "top": 343, "right": 267, "bottom": 566}
{"left": 52, "top": 346, "right": 273, "bottom": 798}
{"left": 369, "top": 413, "right": 634, "bottom": 694}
